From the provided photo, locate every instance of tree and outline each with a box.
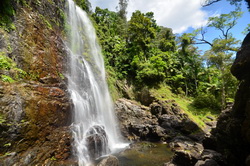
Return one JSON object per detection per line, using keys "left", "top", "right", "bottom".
{"left": 117, "top": 0, "right": 129, "bottom": 21}
{"left": 194, "top": 9, "right": 242, "bottom": 109}
{"left": 128, "top": 11, "right": 158, "bottom": 58}
{"left": 176, "top": 33, "right": 203, "bottom": 96}
{"left": 202, "top": 0, "right": 244, "bottom": 7}
{"left": 75, "top": 0, "right": 92, "bottom": 13}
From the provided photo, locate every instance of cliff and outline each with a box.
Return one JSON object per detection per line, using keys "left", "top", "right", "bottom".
{"left": 0, "top": 0, "right": 75, "bottom": 165}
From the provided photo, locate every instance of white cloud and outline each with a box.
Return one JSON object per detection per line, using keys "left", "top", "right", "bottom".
{"left": 90, "top": 0, "right": 209, "bottom": 33}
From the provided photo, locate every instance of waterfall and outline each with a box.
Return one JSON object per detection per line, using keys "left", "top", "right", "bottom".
{"left": 65, "top": 0, "right": 127, "bottom": 165}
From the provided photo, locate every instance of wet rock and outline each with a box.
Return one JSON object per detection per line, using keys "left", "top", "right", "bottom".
{"left": 195, "top": 159, "right": 219, "bottom": 166}
{"left": 97, "top": 155, "right": 119, "bottom": 166}
{"left": 86, "top": 125, "right": 110, "bottom": 159}
{"left": 0, "top": 1, "right": 72, "bottom": 165}
{"left": 164, "top": 162, "right": 176, "bottom": 166}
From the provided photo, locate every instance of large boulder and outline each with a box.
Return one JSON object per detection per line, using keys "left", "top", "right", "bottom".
{"left": 86, "top": 125, "right": 110, "bottom": 159}
{"left": 115, "top": 98, "right": 161, "bottom": 141}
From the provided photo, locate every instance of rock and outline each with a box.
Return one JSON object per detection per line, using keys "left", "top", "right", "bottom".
{"left": 198, "top": 149, "right": 226, "bottom": 165}
{"left": 0, "top": 0, "right": 72, "bottom": 165}
{"left": 203, "top": 32, "right": 250, "bottom": 166}
{"left": 135, "top": 87, "right": 156, "bottom": 106}
{"left": 181, "top": 119, "right": 200, "bottom": 135}
{"left": 231, "top": 32, "right": 250, "bottom": 80}
{"left": 168, "top": 136, "right": 204, "bottom": 166}
{"left": 195, "top": 159, "right": 219, "bottom": 166}
{"left": 206, "top": 116, "right": 215, "bottom": 121}
{"left": 97, "top": 155, "right": 119, "bottom": 166}
{"left": 115, "top": 98, "right": 161, "bottom": 141}
{"left": 150, "top": 102, "right": 164, "bottom": 117}
{"left": 116, "top": 98, "right": 203, "bottom": 143}
{"left": 195, "top": 149, "right": 225, "bottom": 166}
{"left": 172, "top": 150, "right": 198, "bottom": 166}
{"left": 86, "top": 125, "right": 110, "bottom": 159}
{"left": 163, "top": 162, "right": 176, "bottom": 166}
{"left": 245, "top": 155, "right": 250, "bottom": 166}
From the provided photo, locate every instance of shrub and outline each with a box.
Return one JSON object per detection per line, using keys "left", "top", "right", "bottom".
{"left": 192, "top": 93, "right": 221, "bottom": 111}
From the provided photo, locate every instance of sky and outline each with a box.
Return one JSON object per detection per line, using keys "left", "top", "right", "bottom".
{"left": 89, "top": 0, "right": 249, "bottom": 52}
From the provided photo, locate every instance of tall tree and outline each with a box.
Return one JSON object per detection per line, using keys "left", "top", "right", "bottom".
{"left": 117, "top": 0, "right": 129, "bottom": 21}
{"left": 195, "top": 8, "right": 242, "bottom": 108}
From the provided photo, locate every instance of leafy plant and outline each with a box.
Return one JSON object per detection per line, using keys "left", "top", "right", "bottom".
{"left": 1, "top": 75, "right": 15, "bottom": 83}
{"left": 192, "top": 93, "right": 221, "bottom": 111}
{"left": 0, "top": 54, "right": 13, "bottom": 70}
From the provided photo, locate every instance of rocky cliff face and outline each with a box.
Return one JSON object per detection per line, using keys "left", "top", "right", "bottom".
{"left": 0, "top": 0, "right": 76, "bottom": 165}
{"left": 204, "top": 32, "right": 250, "bottom": 166}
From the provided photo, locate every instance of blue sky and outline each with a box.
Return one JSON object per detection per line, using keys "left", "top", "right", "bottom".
{"left": 89, "top": 0, "right": 249, "bottom": 52}
{"left": 194, "top": 0, "right": 249, "bottom": 52}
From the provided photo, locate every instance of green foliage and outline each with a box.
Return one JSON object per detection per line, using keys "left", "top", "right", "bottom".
{"left": 0, "top": 54, "right": 13, "bottom": 70}
{"left": 50, "top": 156, "right": 57, "bottom": 161}
{"left": 1, "top": 75, "right": 15, "bottom": 83}
{"left": 0, "top": 114, "right": 6, "bottom": 124}
{"left": 74, "top": 0, "right": 91, "bottom": 13}
{"left": 150, "top": 84, "right": 219, "bottom": 128}
{"left": 242, "top": 24, "right": 250, "bottom": 35}
{"left": 193, "top": 93, "right": 221, "bottom": 111}
{"left": 0, "top": 53, "right": 27, "bottom": 81}
{"left": 135, "top": 54, "right": 167, "bottom": 85}
{"left": 0, "top": 0, "right": 15, "bottom": 31}
{"left": 128, "top": 10, "right": 158, "bottom": 56}
{"left": 106, "top": 66, "right": 121, "bottom": 100}
{"left": 91, "top": 3, "right": 241, "bottom": 115}
{"left": 4, "top": 143, "right": 11, "bottom": 147}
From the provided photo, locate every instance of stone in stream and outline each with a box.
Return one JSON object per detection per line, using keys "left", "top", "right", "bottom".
{"left": 97, "top": 155, "right": 119, "bottom": 166}
{"left": 85, "top": 125, "right": 110, "bottom": 160}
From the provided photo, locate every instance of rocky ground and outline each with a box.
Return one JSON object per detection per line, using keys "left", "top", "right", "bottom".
{"left": 114, "top": 98, "right": 219, "bottom": 166}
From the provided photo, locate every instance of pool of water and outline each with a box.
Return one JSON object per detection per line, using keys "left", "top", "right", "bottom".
{"left": 114, "top": 142, "right": 174, "bottom": 166}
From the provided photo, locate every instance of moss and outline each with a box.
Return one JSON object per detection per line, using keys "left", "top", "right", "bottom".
{"left": 39, "top": 14, "right": 53, "bottom": 30}
{"left": 1, "top": 75, "right": 15, "bottom": 83}
{"left": 0, "top": 53, "right": 14, "bottom": 70}
{"left": 58, "top": 72, "right": 65, "bottom": 79}
{"left": 0, "top": 114, "right": 6, "bottom": 124}
{"left": 3, "top": 143, "right": 11, "bottom": 147}
{"left": 106, "top": 67, "right": 121, "bottom": 100}
{"left": 0, "top": 52, "right": 27, "bottom": 81}
{"left": 50, "top": 156, "right": 57, "bottom": 161}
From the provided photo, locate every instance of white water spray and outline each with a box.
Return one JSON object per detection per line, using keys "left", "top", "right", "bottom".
{"left": 65, "top": 0, "right": 127, "bottom": 165}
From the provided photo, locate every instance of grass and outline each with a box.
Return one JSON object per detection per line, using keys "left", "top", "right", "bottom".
{"left": 150, "top": 84, "right": 219, "bottom": 128}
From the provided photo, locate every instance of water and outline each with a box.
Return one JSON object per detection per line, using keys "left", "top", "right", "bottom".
{"left": 65, "top": 0, "right": 127, "bottom": 165}
{"left": 115, "top": 142, "right": 173, "bottom": 166}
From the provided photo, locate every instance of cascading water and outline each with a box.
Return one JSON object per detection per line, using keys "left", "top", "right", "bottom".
{"left": 65, "top": 0, "right": 127, "bottom": 165}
